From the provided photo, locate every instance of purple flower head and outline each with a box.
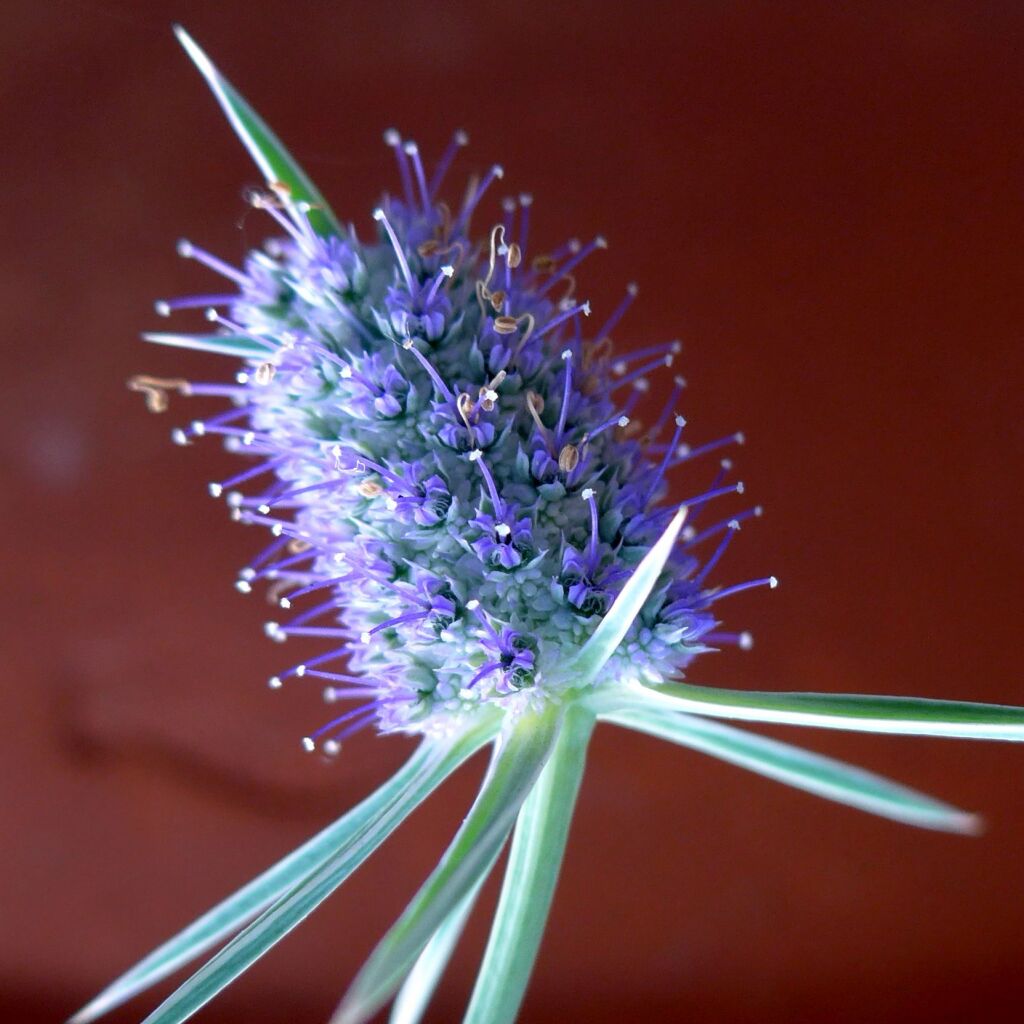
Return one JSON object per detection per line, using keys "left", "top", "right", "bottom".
{"left": 138, "top": 126, "right": 769, "bottom": 747}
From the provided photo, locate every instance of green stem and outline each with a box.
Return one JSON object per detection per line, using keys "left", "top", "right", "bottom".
{"left": 334, "top": 706, "right": 561, "bottom": 1024}
{"left": 462, "top": 702, "right": 595, "bottom": 1024}
{"left": 389, "top": 845, "right": 502, "bottom": 1024}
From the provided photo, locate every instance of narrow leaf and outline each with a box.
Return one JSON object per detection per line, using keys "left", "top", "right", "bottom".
{"left": 558, "top": 508, "right": 687, "bottom": 686}
{"left": 609, "top": 680, "right": 1024, "bottom": 741}
{"left": 135, "top": 715, "right": 498, "bottom": 1024}
{"left": 388, "top": 846, "right": 501, "bottom": 1024}
{"left": 69, "top": 739, "right": 455, "bottom": 1024}
{"left": 603, "top": 706, "right": 979, "bottom": 833}
{"left": 173, "top": 26, "right": 341, "bottom": 237}
{"left": 142, "top": 332, "right": 274, "bottom": 359}
{"left": 463, "top": 705, "right": 594, "bottom": 1024}
{"left": 333, "top": 708, "right": 562, "bottom": 1024}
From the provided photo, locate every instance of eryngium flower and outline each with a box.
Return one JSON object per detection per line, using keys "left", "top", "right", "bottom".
{"left": 148, "top": 129, "right": 765, "bottom": 746}
{"left": 76, "top": 27, "right": 1024, "bottom": 1024}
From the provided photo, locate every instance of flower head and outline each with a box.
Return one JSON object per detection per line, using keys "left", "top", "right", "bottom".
{"left": 140, "top": 127, "right": 767, "bottom": 750}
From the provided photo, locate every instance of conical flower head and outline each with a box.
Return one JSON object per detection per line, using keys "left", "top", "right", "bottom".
{"left": 147, "top": 133, "right": 766, "bottom": 748}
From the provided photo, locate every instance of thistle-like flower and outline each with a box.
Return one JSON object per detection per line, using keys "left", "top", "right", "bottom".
{"left": 75, "top": 27, "right": 1024, "bottom": 1024}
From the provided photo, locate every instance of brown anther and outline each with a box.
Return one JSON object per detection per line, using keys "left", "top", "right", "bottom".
{"left": 506, "top": 242, "right": 522, "bottom": 268}
{"left": 418, "top": 239, "right": 441, "bottom": 258}
{"left": 493, "top": 315, "right": 519, "bottom": 335}
{"left": 489, "top": 290, "right": 506, "bottom": 311}
{"left": 265, "top": 578, "right": 295, "bottom": 606}
{"left": 254, "top": 362, "right": 276, "bottom": 386}
{"left": 476, "top": 224, "right": 506, "bottom": 307}
{"left": 457, "top": 392, "right": 477, "bottom": 427}
{"left": 475, "top": 280, "right": 492, "bottom": 316}
{"left": 558, "top": 444, "right": 580, "bottom": 473}
{"left": 287, "top": 538, "right": 312, "bottom": 554}
{"left": 531, "top": 254, "right": 557, "bottom": 274}
{"left": 476, "top": 370, "right": 505, "bottom": 413}
{"left": 127, "top": 375, "right": 191, "bottom": 414}
{"left": 510, "top": 313, "right": 537, "bottom": 358}
{"left": 270, "top": 181, "right": 293, "bottom": 202}
{"left": 583, "top": 336, "right": 614, "bottom": 369}
{"left": 525, "top": 390, "right": 553, "bottom": 452}
{"left": 357, "top": 480, "right": 384, "bottom": 498}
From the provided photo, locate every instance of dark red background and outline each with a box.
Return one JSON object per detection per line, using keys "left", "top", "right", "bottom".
{"left": 4, "top": 2, "right": 1023, "bottom": 1021}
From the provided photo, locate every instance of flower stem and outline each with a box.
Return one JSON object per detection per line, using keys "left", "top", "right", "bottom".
{"left": 462, "top": 702, "right": 595, "bottom": 1024}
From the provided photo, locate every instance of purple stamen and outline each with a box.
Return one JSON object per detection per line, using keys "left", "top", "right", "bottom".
{"left": 247, "top": 548, "right": 316, "bottom": 583}
{"left": 285, "top": 597, "right": 343, "bottom": 630}
{"left": 303, "top": 670, "right": 378, "bottom": 686}
{"left": 209, "top": 456, "right": 287, "bottom": 498}
{"left": 703, "top": 631, "right": 754, "bottom": 650}
{"left": 176, "top": 240, "right": 249, "bottom": 286}
{"left": 457, "top": 164, "right": 504, "bottom": 231}
{"left": 621, "top": 380, "right": 649, "bottom": 418}
{"left": 276, "top": 625, "right": 356, "bottom": 640}
{"left": 468, "top": 450, "right": 504, "bottom": 515}
{"left": 555, "top": 349, "right": 574, "bottom": 442}
{"left": 646, "top": 415, "right": 686, "bottom": 502}
{"left": 536, "top": 300, "right": 591, "bottom": 340}
{"left": 467, "top": 661, "right": 502, "bottom": 689}
{"left": 360, "top": 609, "right": 430, "bottom": 643}
{"left": 399, "top": 338, "right": 456, "bottom": 404}
{"left": 518, "top": 193, "right": 533, "bottom": 255}
{"left": 585, "top": 410, "right": 630, "bottom": 442}
{"left": 466, "top": 600, "right": 500, "bottom": 642}
{"left": 672, "top": 432, "right": 745, "bottom": 467}
{"left": 425, "top": 265, "right": 454, "bottom": 306}
{"left": 683, "top": 506, "right": 763, "bottom": 549}
{"left": 155, "top": 294, "right": 237, "bottom": 316}
{"left": 610, "top": 351, "right": 673, "bottom": 392}
{"left": 250, "top": 191, "right": 310, "bottom": 250}
{"left": 373, "top": 208, "right": 416, "bottom": 292}
{"left": 403, "top": 141, "right": 432, "bottom": 215}
{"left": 694, "top": 520, "right": 740, "bottom": 587}
{"left": 281, "top": 573, "right": 359, "bottom": 606}
{"left": 707, "top": 576, "right": 778, "bottom": 604}
{"left": 308, "top": 703, "right": 382, "bottom": 743}
{"left": 679, "top": 480, "right": 744, "bottom": 511}
{"left": 384, "top": 129, "right": 415, "bottom": 207}
{"left": 536, "top": 236, "right": 607, "bottom": 298}
{"left": 428, "top": 128, "right": 469, "bottom": 199}
{"left": 595, "top": 283, "right": 638, "bottom": 342}
{"left": 611, "top": 339, "right": 681, "bottom": 373}
{"left": 649, "top": 376, "right": 688, "bottom": 440}
{"left": 582, "top": 488, "right": 601, "bottom": 567}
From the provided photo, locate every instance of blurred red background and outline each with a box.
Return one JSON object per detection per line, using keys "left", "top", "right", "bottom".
{"left": 3, "top": 2, "right": 1023, "bottom": 1021}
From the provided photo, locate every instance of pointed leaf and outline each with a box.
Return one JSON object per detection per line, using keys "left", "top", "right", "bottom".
{"left": 388, "top": 846, "right": 501, "bottom": 1024}
{"left": 605, "top": 680, "right": 1024, "bottom": 741}
{"left": 134, "top": 715, "right": 498, "bottom": 1024}
{"left": 69, "top": 739, "right": 451, "bottom": 1024}
{"left": 603, "top": 706, "right": 979, "bottom": 833}
{"left": 174, "top": 26, "right": 341, "bottom": 237}
{"left": 142, "top": 331, "right": 274, "bottom": 359}
{"left": 557, "top": 508, "right": 687, "bottom": 686}
{"left": 333, "top": 707, "right": 561, "bottom": 1024}
{"left": 463, "top": 705, "right": 594, "bottom": 1024}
